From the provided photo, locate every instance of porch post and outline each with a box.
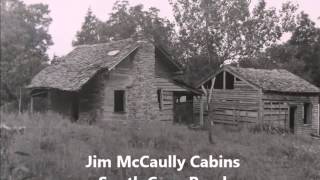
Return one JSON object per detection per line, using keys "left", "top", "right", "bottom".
{"left": 258, "top": 89, "right": 264, "bottom": 122}
{"left": 223, "top": 71, "right": 226, "bottom": 90}
{"left": 18, "top": 87, "right": 22, "bottom": 114}
{"left": 200, "top": 95, "right": 204, "bottom": 126}
{"left": 318, "top": 103, "right": 320, "bottom": 135}
{"left": 30, "top": 95, "right": 34, "bottom": 113}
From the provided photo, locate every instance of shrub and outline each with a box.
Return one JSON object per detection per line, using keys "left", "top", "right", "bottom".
{"left": 1, "top": 112, "right": 320, "bottom": 180}
{"left": 249, "top": 123, "right": 289, "bottom": 134}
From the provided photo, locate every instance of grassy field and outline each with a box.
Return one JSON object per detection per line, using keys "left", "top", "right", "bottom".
{"left": 1, "top": 112, "right": 320, "bottom": 180}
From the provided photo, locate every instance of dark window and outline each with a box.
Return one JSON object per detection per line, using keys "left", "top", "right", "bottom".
{"left": 157, "top": 89, "right": 162, "bottom": 110}
{"left": 236, "top": 78, "right": 241, "bottom": 81}
{"left": 226, "top": 72, "right": 234, "bottom": 89}
{"left": 214, "top": 72, "right": 223, "bottom": 89}
{"left": 114, "top": 90, "right": 125, "bottom": 112}
{"left": 303, "top": 103, "right": 312, "bottom": 124}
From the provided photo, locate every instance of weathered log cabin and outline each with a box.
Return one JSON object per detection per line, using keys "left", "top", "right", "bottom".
{"left": 196, "top": 65, "right": 320, "bottom": 136}
{"left": 28, "top": 38, "right": 201, "bottom": 122}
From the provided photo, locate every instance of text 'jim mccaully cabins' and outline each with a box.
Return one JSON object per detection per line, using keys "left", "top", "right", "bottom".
{"left": 28, "top": 38, "right": 320, "bottom": 137}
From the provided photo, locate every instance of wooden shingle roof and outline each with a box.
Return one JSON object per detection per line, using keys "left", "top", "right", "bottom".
{"left": 28, "top": 39, "right": 139, "bottom": 91}
{"left": 227, "top": 66, "right": 320, "bottom": 93}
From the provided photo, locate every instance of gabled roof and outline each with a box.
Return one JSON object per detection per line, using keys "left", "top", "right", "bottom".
{"left": 228, "top": 66, "right": 320, "bottom": 93}
{"left": 197, "top": 65, "right": 320, "bottom": 94}
{"left": 28, "top": 39, "right": 139, "bottom": 91}
{"left": 28, "top": 38, "right": 190, "bottom": 93}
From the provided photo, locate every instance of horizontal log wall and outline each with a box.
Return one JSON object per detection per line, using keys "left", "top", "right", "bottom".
{"left": 262, "top": 93, "right": 319, "bottom": 136}
{"left": 155, "top": 50, "right": 193, "bottom": 121}
{"left": 210, "top": 89, "right": 260, "bottom": 124}
{"left": 101, "top": 67, "right": 131, "bottom": 121}
{"left": 315, "top": 99, "right": 320, "bottom": 135}
{"left": 262, "top": 101, "right": 289, "bottom": 128}
{"left": 159, "top": 90, "right": 174, "bottom": 121}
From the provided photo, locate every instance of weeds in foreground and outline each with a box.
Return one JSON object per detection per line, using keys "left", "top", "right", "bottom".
{"left": 1, "top": 112, "right": 320, "bottom": 180}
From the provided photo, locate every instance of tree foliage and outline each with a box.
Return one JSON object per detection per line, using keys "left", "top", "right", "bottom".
{"left": 1, "top": 0, "right": 52, "bottom": 106}
{"left": 284, "top": 12, "right": 320, "bottom": 86}
{"left": 72, "top": 8, "right": 101, "bottom": 46}
{"left": 73, "top": 0, "right": 176, "bottom": 50}
{"left": 170, "top": 0, "right": 298, "bottom": 67}
{"left": 241, "top": 12, "right": 320, "bottom": 87}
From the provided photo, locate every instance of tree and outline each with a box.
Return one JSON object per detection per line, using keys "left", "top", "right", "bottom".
{"left": 241, "top": 12, "right": 320, "bottom": 87}
{"left": 289, "top": 12, "right": 320, "bottom": 86}
{"left": 73, "top": 0, "right": 176, "bottom": 52}
{"left": 170, "top": 0, "right": 298, "bottom": 142}
{"left": 101, "top": 0, "right": 176, "bottom": 47}
{"left": 1, "top": 0, "right": 52, "bottom": 107}
{"left": 170, "top": 0, "right": 297, "bottom": 66}
{"left": 72, "top": 8, "right": 101, "bottom": 46}
{"left": 97, "top": 0, "right": 137, "bottom": 42}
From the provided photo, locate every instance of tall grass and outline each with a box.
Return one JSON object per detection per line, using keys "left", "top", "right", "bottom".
{"left": 1, "top": 112, "right": 320, "bottom": 180}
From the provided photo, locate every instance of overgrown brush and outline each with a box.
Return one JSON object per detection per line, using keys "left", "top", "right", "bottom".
{"left": 1, "top": 112, "right": 320, "bottom": 180}
{"left": 249, "top": 123, "right": 289, "bottom": 134}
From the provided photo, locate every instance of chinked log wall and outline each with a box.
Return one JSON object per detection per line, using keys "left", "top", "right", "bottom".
{"left": 154, "top": 78, "right": 188, "bottom": 121}
{"left": 262, "top": 93, "right": 319, "bottom": 135}
{"left": 196, "top": 79, "right": 261, "bottom": 124}
{"left": 210, "top": 88, "right": 260, "bottom": 125}
{"left": 262, "top": 100, "right": 289, "bottom": 128}
{"left": 208, "top": 87, "right": 319, "bottom": 135}
{"left": 154, "top": 52, "right": 191, "bottom": 121}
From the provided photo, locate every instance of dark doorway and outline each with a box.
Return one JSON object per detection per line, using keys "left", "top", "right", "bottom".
{"left": 225, "top": 72, "right": 235, "bottom": 89}
{"left": 173, "top": 93, "right": 194, "bottom": 124}
{"left": 214, "top": 72, "right": 223, "bottom": 89}
{"left": 71, "top": 93, "right": 79, "bottom": 122}
{"left": 289, "top": 106, "right": 296, "bottom": 133}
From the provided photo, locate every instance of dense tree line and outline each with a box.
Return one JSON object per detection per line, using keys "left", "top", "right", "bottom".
{"left": 1, "top": 0, "right": 52, "bottom": 108}
{"left": 241, "top": 11, "right": 320, "bottom": 87}
{"left": 73, "top": 0, "right": 319, "bottom": 86}
{"left": 171, "top": 0, "right": 298, "bottom": 84}
{"left": 1, "top": 0, "right": 319, "bottom": 109}
{"left": 72, "top": 1, "right": 176, "bottom": 51}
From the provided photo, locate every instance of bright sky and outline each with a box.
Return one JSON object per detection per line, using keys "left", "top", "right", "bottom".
{"left": 22, "top": 0, "right": 320, "bottom": 58}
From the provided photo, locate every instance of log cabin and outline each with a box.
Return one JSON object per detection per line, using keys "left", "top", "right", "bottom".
{"left": 27, "top": 38, "right": 201, "bottom": 123}
{"left": 195, "top": 65, "right": 320, "bottom": 136}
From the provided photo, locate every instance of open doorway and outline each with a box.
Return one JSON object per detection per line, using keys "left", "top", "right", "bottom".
{"left": 173, "top": 92, "right": 194, "bottom": 124}
{"left": 289, "top": 106, "right": 296, "bottom": 133}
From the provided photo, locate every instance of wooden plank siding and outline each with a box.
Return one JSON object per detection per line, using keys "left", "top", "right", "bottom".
{"left": 209, "top": 88, "right": 260, "bottom": 124}
{"left": 195, "top": 74, "right": 261, "bottom": 125}
{"left": 154, "top": 77, "right": 190, "bottom": 121}
{"left": 199, "top": 67, "right": 320, "bottom": 136}
{"left": 262, "top": 93, "right": 319, "bottom": 135}
{"left": 262, "top": 101, "right": 289, "bottom": 128}
{"left": 159, "top": 90, "right": 174, "bottom": 121}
